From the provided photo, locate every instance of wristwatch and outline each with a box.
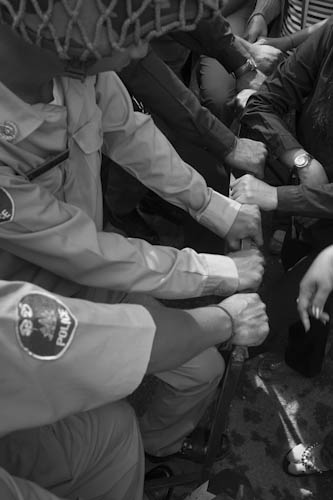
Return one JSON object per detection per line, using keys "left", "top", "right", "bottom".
{"left": 233, "top": 58, "right": 257, "bottom": 79}
{"left": 293, "top": 152, "right": 313, "bottom": 169}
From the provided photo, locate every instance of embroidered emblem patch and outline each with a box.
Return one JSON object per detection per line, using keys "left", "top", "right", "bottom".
{"left": 17, "top": 293, "right": 77, "bottom": 360}
{"left": 0, "top": 121, "right": 18, "bottom": 142}
{"left": 0, "top": 188, "right": 14, "bottom": 224}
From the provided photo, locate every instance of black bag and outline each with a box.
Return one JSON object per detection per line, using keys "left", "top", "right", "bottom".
{"left": 285, "top": 317, "right": 330, "bottom": 377}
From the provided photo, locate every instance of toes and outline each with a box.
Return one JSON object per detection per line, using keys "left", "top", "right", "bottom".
{"left": 288, "top": 461, "right": 310, "bottom": 476}
{"left": 287, "top": 443, "right": 307, "bottom": 463}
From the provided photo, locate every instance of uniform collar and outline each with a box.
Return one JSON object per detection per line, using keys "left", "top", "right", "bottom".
{"left": 0, "top": 81, "right": 51, "bottom": 144}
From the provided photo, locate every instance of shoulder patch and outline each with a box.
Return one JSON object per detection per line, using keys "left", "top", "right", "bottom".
{"left": 16, "top": 293, "right": 77, "bottom": 360}
{"left": 0, "top": 187, "right": 14, "bottom": 224}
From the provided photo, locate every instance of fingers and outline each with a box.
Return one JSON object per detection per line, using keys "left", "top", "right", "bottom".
{"left": 297, "top": 277, "right": 331, "bottom": 330}
{"left": 298, "top": 301, "right": 311, "bottom": 332}
{"left": 252, "top": 218, "right": 264, "bottom": 247}
{"left": 311, "top": 286, "right": 331, "bottom": 318}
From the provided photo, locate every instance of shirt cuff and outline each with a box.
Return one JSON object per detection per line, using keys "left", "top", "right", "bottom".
{"left": 200, "top": 253, "right": 239, "bottom": 296}
{"left": 194, "top": 189, "right": 241, "bottom": 238}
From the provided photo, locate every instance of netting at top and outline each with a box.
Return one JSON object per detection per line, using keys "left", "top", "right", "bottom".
{"left": 0, "top": 0, "right": 222, "bottom": 61}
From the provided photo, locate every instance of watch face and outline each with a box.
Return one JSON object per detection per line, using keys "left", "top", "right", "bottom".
{"left": 294, "top": 153, "right": 311, "bottom": 168}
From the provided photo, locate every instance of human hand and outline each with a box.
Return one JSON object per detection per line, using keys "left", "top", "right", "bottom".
{"left": 225, "top": 204, "right": 263, "bottom": 250}
{"left": 231, "top": 174, "right": 278, "bottom": 211}
{"left": 297, "top": 246, "right": 333, "bottom": 331}
{"left": 224, "top": 138, "right": 267, "bottom": 178}
{"left": 233, "top": 89, "right": 257, "bottom": 114}
{"left": 228, "top": 248, "right": 265, "bottom": 291}
{"left": 249, "top": 42, "right": 283, "bottom": 75}
{"left": 244, "top": 15, "right": 268, "bottom": 43}
{"left": 236, "top": 68, "right": 266, "bottom": 93}
{"left": 219, "top": 293, "right": 269, "bottom": 346}
{"left": 297, "top": 158, "right": 329, "bottom": 186}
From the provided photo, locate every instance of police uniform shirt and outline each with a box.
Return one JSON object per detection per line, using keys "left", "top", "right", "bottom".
{"left": 0, "top": 279, "right": 155, "bottom": 436}
{"left": 0, "top": 72, "right": 240, "bottom": 299}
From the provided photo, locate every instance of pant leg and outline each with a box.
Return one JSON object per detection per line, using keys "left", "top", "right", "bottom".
{"left": 320, "top": 430, "right": 333, "bottom": 469}
{"left": 0, "top": 467, "right": 67, "bottom": 500}
{"left": 198, "top": 57, "right": 235, "bottom": 125}
{"left": 122, "top": 294, "right": 225, "bottom": 457}
{"left": 52, "top": 401, "right": 145, "bottom": 500}
{"left": 0, "top": 401, "right": 144, "bottom": 500}
{"left": 140, "top": 347, "right": 225, "bottom": 456}
{"left": 198, "top": 2, "right": 255, "bottom": 125}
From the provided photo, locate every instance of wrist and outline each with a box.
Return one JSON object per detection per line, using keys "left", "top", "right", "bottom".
{"left": 224, "top": 136, "right": 238, "bottom": 159}
{"left": 247, "top": 12, "right": 267, "bottom": 26}
{"left": 279, "top": 148, "right": 308, "bottom": 171}
{"left": 233, "top": 58, "right": 257, "bottom": 79}
{"left": 212, "top": 304, "right": 234, "bottom": 346}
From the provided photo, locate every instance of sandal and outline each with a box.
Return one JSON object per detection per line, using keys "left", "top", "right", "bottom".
{"left": 283, "top": 443, "right": 331, "bottom": 476}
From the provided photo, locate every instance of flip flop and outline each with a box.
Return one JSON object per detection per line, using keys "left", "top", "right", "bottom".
{"left": 282, "top": 443, "right": 331, "bottom": 477}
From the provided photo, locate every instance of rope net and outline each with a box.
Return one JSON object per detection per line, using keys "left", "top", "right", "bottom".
{"left": 0, "top": 0, "right": 222, "bottom": 61}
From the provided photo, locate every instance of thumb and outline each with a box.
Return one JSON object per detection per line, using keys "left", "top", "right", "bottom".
{"left": 245, "top": 30, "right": 257, "bottom": 43}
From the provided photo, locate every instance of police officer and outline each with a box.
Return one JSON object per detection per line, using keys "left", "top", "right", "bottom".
{"left": 0, "top": 0, "right": 264, "bottom": 477}
{"left": 0, "top": 278, "right": 268, "bottom": 499}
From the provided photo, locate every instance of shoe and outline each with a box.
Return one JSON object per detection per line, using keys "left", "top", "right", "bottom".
{"left": 283, "top": 443, "right": 331, "bottom": 476}
{"left": 146, "top": 429, "right": 229, "bottom": 465}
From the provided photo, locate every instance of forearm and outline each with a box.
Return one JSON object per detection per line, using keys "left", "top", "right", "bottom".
{"left": 119, "top": 50, "right": 237, "bottom": 160}
{"left": 147, "top": 303, "right": 232, "bottom": 373}
{"left": 248, "top": 0, "right": 281, "bottom": 26}
{"left": 171, "top": 13, "right": 247, "bottom": 73}
{"left": 264, "top": 20, "right": 328, "bottom": 51}
{"left": 277, "top": 183, "right": 333, "bottom": 218}
{"left": 105, "top": 111, "right": 241, "bottom": 239}
{"left": 222, "top": 0, "right": 249, "bottom": 17}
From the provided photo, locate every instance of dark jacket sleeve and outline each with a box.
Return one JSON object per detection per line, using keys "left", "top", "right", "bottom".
{"left": 170, "top": 13, "right": 247, "bottom": 73}
{"left": 241, "top": 20, "right": 333, "bottom": 159}
{"left": 277, "top": 184, "right": 333, "bottom": 217}
{"left": 119, "top": 48, "right": 237, "bottom": 161}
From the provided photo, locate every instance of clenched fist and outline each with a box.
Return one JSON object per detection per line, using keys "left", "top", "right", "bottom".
{"left": 224, "top": 138, "right": 267, "bottom": 178}
{"left": 228, "top": 249, "right": 265, "bottom": 292}
{"left": 219, "top": 293, "right": 269, "bottom": 346}
{"left": 231, "top": 174, "right": 278, "bottom": 211}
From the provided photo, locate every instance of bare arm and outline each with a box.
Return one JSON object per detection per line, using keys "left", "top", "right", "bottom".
{"left": 222, "top": 0, "right": 249, "bottom": 18}
{"left": 260, "top": 19, "right": 328, "bottom": 51}
{"left": 146, "top": 293, "right": 269, "bottom": 373}
{"left": 147, "top": 303, "right": 232, "bottom": 373}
